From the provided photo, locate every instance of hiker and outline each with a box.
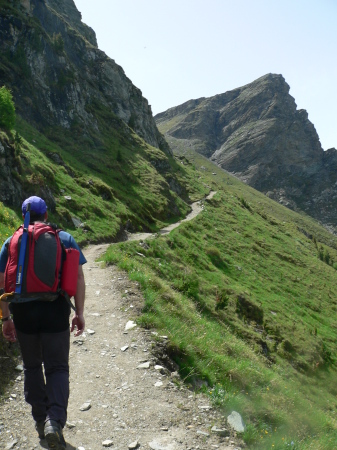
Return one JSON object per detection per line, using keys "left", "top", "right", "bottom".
{"left": 0, "top": 196, "right": 86, "bottom": 449}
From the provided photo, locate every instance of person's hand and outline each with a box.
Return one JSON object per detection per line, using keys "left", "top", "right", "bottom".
{"left": 71, "top": 313, "right": 85, "bottom": 337}
{"left": 2, "top": 319, "right": 17, "bottom": 342}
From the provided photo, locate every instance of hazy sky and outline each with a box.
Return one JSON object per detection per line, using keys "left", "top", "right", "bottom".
{"left": 73, "top": 0, "right": 336, "bottom": 150}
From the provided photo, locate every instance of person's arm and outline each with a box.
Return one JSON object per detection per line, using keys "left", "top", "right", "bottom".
{"left": 0, "top": 272, "right": 17, "bottom": 342}
{"left": 70, "top": 265, "right": 85, "bottom": 337}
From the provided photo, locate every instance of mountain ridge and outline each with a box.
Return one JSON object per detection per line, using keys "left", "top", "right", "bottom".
{"left": 155, "top": 73, "right": 337, "bottom": 233}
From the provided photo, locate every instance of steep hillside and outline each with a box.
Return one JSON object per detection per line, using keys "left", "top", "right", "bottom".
{"left": 155, "top": 74, "right": 337, "bottom": 234}
{"left": 0, "top": 0, "right": 167, "bottom": 150}
{"left": 104, "top": 151, "right": 337, "bottom": 449}
{"left": 0, "top": 124, "right": 212, "bottom": 244}
{"left": 0, "top": 0, "right": 210, "bottom": 235}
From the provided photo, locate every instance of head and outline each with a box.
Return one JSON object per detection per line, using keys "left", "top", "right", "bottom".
{"left": 22, "top": 196, "right": 48, "bottom": 222}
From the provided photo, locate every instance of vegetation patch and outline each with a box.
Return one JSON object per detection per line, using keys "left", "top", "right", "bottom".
{"left": 102, "top": 177, "right": 337, "bottom": 449}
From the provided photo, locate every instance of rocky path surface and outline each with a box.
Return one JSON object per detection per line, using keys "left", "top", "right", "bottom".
{"left": 0, "top": 193, "right": 244, "bottom": 450}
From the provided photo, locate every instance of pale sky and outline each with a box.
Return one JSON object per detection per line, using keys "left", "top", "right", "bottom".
{"left": 73, "top": 0, "right": 336, "bottom": 150}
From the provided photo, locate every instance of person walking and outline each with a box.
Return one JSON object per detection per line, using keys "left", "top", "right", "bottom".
{"left": 0, "top": 196, "right": 87, "bottom": 449}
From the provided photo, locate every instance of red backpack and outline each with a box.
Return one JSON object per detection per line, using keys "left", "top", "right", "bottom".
{"left": 4, "top": 222, "right": 79, "bottom": 306}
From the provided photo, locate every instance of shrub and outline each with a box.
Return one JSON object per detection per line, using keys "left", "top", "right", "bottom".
{"left": 0, "top": 86, "right": 16, "bottom": 130}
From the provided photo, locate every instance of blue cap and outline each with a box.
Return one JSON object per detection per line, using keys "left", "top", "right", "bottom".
{"left": 22, "top": 196, "right": 47, "bottom": 215}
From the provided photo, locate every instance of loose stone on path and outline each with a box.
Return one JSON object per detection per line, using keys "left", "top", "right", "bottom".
{"left": 137, "top": 361, "right": 150, "bottom": 369}
{"left": 125, "top": 320, "right": 137, "bottom": 331}
{"left": 79, "top": 401, "right": 91, "bottom": 411}
{"left": 5, "top": 440, "right": 18, "bottom": 450}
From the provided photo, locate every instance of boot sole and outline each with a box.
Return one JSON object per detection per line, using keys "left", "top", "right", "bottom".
{"left": 45, "top": 431, "right": 66, "bottom": 449}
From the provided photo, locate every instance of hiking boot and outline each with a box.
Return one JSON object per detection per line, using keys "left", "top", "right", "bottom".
{"left": 44, "top": 419, "right": 66, "bottom": 449}
{"left": 35, "top": 420, "right": 45, "bottom": 439}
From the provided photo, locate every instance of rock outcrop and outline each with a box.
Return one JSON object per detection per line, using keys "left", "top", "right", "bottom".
{"left": 155, "top": 74, "right": 337, "bottom": 232}
{"left": 0, "top": 0, "right": 169, "bottom": 153}
{"left": 0, "top": 135, "right": 23, "bottom": 205}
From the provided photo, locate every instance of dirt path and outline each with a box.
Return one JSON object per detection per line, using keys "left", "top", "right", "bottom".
{"left": 0, "top": 192, "right": 244, "bottom": 450}
{"left": 127, "top": 191, "right": 217, "bottom": 242}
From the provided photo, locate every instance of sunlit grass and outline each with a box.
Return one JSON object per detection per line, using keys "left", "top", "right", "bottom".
{"left": 102, "top": 186, "right": 337, "bottom": 449}
{"left": 0, "top": 203, "right": 20, "bottom": 244}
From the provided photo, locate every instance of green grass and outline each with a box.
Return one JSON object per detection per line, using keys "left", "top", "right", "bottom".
{"left": 102, "top": 170, "right": 337, "bottom": 449}
{"left": 2, "top": 118, "right": 211, "bottom": 245}
{"left": 0, "top": 202, "right": 20, "bottom": 245}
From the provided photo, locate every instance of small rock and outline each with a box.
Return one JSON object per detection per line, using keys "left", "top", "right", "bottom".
{"left": 211, "top": 425, "right": 229, "bottom": 436}
{"left": 10, "top": 393, "right": 17, "bottom": 399}
{"left": 137, "top": 361, "right": 150, "bottom": 369}
{"left": 154, "top": 365, "right": 164, "bottom": 371}
{"left": 87, "top": 329, "right": 95, "bottom": 335}
{"left": 15, "top": 376, "right": 22, "bottom": 382}
{"left": 71, "top": 217, "right": 83, "bottom": 228}
{"left": 102, "top": 440, "right": 114, "bottom": 447}
{"left": 125, "top": 320, "right": 137, "bottom": 331}
{"left": 66, "top": 421, "right": 76, "bottom": 429}
{"left": 79, "top": 402, "right": 91, "bottom": 411}
{"left": 15, "top": 365, "right": 23, "bottom": 372}
{"left": 5, "top": 440, "right": 18, "bottom": 450}
{"left": 128, "top": 440, "right": 139, "bottom": 449}
{"left": 154, "top": 381, "right": 163, "bottom": 387}
{"left": 95, "top": 290, "right": 100, "bottom": 295}
{"left": 197, "top": 430, "right": 210, "bottom": 437}
{"left": 227, "top": 411, "right": 245, "bottom": 432}
{"left": 121, "top": 345, "right": 129, "bottom": 352}
{"left": 78, "top": 447, "right": 85, "bottom": 450}
{"left": 198, "top": 405, "right": 212, "bottom": 410}
{"left": 64, "top": 195, "right": 72, "bottom": 200}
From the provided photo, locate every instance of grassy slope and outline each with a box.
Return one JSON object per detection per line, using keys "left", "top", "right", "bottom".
{"left": 5, "top": 118, "right": 211, "bottom": 245}
{"left": 102, "top": 149, "right": 337, "bottom": 449}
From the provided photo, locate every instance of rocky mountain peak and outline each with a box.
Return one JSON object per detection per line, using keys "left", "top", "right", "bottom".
{"left": 156, "top": 74, "right": 337, "bottom": 233}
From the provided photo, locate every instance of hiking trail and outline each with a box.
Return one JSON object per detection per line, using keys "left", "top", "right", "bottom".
{"left": 0, "top": 193, "right": 244, "bottom": 450}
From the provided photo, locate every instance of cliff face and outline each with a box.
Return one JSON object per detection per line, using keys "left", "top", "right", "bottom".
{"left": 0, "top": 0, "right": 169, "bottom": 153}
{"left": 156, "top": 74, "right": 337, "bottom": 232}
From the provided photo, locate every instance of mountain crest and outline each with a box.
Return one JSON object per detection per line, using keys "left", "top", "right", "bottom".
{"left": 156, "top": 74, "right": 337, "bottom": 232}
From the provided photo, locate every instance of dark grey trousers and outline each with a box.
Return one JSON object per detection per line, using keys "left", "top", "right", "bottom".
{"left": 16, "top": 329, "right": 70, "bottom": 428}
